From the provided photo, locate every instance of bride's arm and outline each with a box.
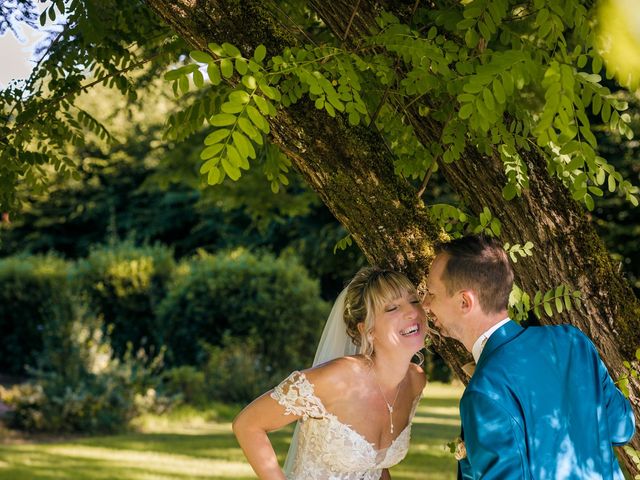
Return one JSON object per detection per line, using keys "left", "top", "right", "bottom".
{"left": 233, "top": 391, "right": 298, "bottom": 480}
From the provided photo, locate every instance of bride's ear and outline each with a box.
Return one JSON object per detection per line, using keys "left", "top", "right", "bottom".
{"left": 357, "top": 322, "right": 365, "bottom": 336}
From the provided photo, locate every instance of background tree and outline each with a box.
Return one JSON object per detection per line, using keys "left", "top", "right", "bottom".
{"left": 0, "top": 0, "right": 638, "bottom": 471}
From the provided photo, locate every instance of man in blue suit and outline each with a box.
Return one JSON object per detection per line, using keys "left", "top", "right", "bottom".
{"left": 423, "top": 234, "right": 635, "bottom": 479}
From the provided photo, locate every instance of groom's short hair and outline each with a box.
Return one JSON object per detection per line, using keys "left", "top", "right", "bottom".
{"left": 434, "top": 234, "right": 514, "bottom": 314}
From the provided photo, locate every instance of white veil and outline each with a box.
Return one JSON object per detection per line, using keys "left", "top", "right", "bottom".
{"left": 283, "top": 287, "right": 357, "bottom": 474}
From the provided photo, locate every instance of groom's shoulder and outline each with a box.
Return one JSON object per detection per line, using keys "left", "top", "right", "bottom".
{"left": 525, "top": 323, "right": 591, "bottom": 343}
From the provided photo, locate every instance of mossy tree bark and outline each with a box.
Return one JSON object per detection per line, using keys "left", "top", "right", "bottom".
{"left": 145, "top": 0, "right": 639, "bottom": 470}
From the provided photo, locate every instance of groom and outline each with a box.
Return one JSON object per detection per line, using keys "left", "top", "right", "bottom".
{"left": 423, "top": 234, "right": 635, "bottom": 479}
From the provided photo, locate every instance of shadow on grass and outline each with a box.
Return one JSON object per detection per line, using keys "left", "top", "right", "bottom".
{"left": 0, "top": 383, "right": 462, "bottom": 480}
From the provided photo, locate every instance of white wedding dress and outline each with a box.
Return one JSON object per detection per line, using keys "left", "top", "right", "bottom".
{"left": 271, "top": 370, "right": 421, "bottom": 480}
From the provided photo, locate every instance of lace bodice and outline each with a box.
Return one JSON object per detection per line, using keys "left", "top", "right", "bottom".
{"left": 270, "top": 371, "right": 421, "bottom": 480}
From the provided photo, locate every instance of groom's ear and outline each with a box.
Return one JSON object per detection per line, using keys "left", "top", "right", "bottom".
{"left": 460, "top": 290, "right": 475, "bottom": 313}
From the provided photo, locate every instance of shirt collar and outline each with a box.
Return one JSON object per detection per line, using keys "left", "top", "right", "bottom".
{"left": 471, "top": 317, "right": 511, "bottom": 363}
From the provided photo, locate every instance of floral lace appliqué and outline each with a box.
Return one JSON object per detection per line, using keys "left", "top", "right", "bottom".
{"left": 270, "top": 371, "right": 420, "bottom": 480}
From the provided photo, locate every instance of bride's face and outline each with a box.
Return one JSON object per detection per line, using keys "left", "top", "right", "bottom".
{"left": 370, "top": 291, "right": 427, "bottom": 353}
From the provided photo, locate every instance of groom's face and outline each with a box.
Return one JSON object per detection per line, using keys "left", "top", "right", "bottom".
{"left": 423, "top": 254, "right": 462, "bottom": 340}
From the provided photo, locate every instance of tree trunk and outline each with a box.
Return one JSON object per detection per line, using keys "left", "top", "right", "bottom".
{"left": 145, "top": 0, "right": 640, "bottom": 472}
{"left": 310, "top": 0, "right": 640, "bottom": 469}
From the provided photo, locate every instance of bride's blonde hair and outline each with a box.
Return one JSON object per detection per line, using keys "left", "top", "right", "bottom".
{"left": 343, "top": 267, "right": 420, "bottom": 359}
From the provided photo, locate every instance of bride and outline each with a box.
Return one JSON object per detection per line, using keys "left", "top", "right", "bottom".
{"left": 232, "top": 267, "right": 432, "bottom": 479}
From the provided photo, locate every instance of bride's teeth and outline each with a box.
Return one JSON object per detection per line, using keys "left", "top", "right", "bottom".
{"left": 400, "top": 324, "right": 419, "bottom": 336}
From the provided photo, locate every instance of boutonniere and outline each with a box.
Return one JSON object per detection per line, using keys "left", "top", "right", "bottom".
{"left": 447, "top": 436, "right": 467, "bottom": 460}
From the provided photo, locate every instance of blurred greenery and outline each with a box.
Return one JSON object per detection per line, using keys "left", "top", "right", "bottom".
{"left": 0, "top": 383, "right": 464, "bottom": 480}
{"left": 0, "top": 254, "right": 74, "bottom": 375}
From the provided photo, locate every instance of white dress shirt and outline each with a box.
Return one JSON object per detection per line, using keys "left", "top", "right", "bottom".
{"left": 471, "top": 317, "right": 511, "bottom": 363}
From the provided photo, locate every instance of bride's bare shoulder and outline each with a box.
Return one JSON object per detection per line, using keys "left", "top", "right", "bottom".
{"left": 303, "top": 356, "right": 368, "bottom": 396}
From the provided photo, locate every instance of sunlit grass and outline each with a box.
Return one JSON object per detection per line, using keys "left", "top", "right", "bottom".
{"left": 0, "top": 382, "right": 464, "bottom": 480}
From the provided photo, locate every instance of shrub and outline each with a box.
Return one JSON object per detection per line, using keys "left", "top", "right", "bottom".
{"left": 161, "top": 365, "right": 207, "bottom": 406}
{"left": 201, "top": 335, "right": 276, "bottom": 404}
{"left": 157, "top": 249, "right": 329, "bottom": 373}
{"left": 74, "top": 241, "right": 175, "bottom": 358}
{"left": 0, "top": 254, "right": 74, "bottom": 375}
{"left": 1, "top": 315, "right": 164, "bottom": 433}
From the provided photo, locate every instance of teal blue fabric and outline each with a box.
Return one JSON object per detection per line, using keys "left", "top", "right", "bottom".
{"left": 457, "top": 321, "right": 635, "bottom": 479}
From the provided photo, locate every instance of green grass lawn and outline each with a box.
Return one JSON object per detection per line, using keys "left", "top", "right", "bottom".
{"left": 0, "top": 382, "right": 464, "bottom": 480}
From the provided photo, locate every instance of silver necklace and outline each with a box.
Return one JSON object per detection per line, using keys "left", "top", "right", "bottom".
{"left": 371, "top": 368, "right": 403, "bottom": 434}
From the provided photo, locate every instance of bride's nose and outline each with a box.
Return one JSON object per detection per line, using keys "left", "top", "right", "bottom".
{"left": 404, "top": 302, "right": 420, "bottom": 319}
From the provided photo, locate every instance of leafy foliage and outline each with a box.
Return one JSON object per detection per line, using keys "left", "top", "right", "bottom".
{"left": 0, "top": 0, "right": 182, "bottom": 210}
{"left": 75, "top": 241, "right": 176, "bottom": 359}
{"left": 156, "top": 249, "right": 328, "bottom": 371}
{"left": 0, "top": 254, "right": 74, "bottom": 375}
{"left": 156, "top": 1, "right": 639, "bottom": 220}
{"left": 509, "top": 283, "right": 582, "bottom": 323}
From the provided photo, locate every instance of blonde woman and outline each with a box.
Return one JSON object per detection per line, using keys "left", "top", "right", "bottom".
{"left": 233, "top": 267, "right": 432, "bottom": 480}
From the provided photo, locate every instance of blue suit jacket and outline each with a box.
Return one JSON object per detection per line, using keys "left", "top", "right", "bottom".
{"left": 458, "top": 321, "right": 635, "bottom": 480}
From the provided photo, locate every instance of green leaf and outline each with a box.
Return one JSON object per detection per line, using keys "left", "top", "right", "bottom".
{"left": 235, "top": 59, "right": 248, "bottom": 75}
{"left": 207, "top": 63, "right": 221, "bottom": 85}
{"left": 259, "top": 81, "right": 281, "bottom": 101}
{"left": 242, "top": 75, "right": 257, "bottom": 89}
{"left": 502, "top": 72, "right": 514, "bottom": 95}
{"left": 230, "top": 90, "right": 251, "bottom": 104}
{"left": 178, "top": 76, "right": 189, "bottom": 95}
{"left": 209, "top": 113, "right": 237, "bottom": 126}
{"left": 49, "top": 6, "right": 56, "bottom": 21}
{"left": 204, "top": 129, "right": 231, "bottom": 145}
{"left": 555, "top": 296, "right": 563, "bottom": 313}
{"left": 232, "top": 131, "right": 254, "bottom": 159}
{"left": 584, "top": 193, "right": 594, "bottom": 211}
{"left": 164, "top": 69, "right": 182, "bottom": 81}
{"left": 465, "top": 29, "right": 479, "bottom": 48}
{"left": 221, "top": 101, "right": 243, "bottom": 114}
{"left": 208, "top": 43, "right": 224, "bottom": 56}
{"left": 247, "top": 105, "right": 269, "bottom": 133}
{"left": 220, "top": 58, "right": 234, "bottom": 79}
{"left": 254, "top": 95, "right": 270, "bottom": 115}
{"left": 207, "top": 166, "right": 222, "bottom": 184}
{"left": 193, "top": 69, "right": 204, "bottom": 88}
{"left": 40, "top": 10, "right": 47, "bottom": 26}
{"left": 190, "top": 50, "right": 214, "bottom": 63}
{"left": 502, "top": 183, "right": 517, "bottom": 200}
{"left": 348, "top": 111, "right": 361, "bottom": 126}
{"left": 227, "top": 144, "right": 249, "bottom": 170}
{"left": 543, "top": 300, "right": 553, "bottom": 317}
{"left": 564, "top": 294, "right": 573, "bottom": 312}
{"left": 325, "top": 102, "right": 336, "bottom": 117}
{"left": 200, "top": 143, "right": 224, "bottom": 160}
{"left": 222, "top": 156, "right": 242, "bottom": 180}
{"left": 199, "top": 157, "right": 219, "bottom": 173}
{"left": 459, "top": 103, "right": 473, "bottom": 119}
{"left": 254, "top": 44, "right": 267, "bottom": 63}
{"left": 493, "top": 78, "right": 506, "bottom": 104}
{"left": 238, "top": 117, "right": 261, "bottom": 143}
{"left": 222, "top": 42, "right": 241, "bottom": 58}
{"left": 483, "top": 88, "right": 495, "bottom": 111}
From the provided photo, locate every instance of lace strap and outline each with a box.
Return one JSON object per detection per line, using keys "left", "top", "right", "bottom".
{"left": 270, "top": 371, "right": 328, "bottom": 420}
